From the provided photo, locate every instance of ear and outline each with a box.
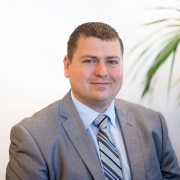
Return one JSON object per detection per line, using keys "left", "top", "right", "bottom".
{"left": 63, "top": 55, "right": 71, "bottom": 78}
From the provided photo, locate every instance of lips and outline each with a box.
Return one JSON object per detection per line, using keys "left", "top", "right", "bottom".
{"left": 90, "top": 82, "right": 111, "bottom": 89}
{"left": 91, "top": 82, "right": 110, "bottom": 84}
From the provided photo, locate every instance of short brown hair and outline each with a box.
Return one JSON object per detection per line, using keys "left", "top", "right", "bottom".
{"left": 67, "top": 22, "right": 124, "bottom": 60}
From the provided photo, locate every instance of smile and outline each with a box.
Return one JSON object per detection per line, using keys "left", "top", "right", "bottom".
{"left": 91, "top": 82, "right": 111, "bottom": 88}
{"left": 91, "top": 82, "right": 110, "bottom": 84}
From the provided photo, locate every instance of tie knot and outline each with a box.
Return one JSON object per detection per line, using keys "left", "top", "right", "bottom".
{"left": 93, "top": 115, "right": 109, "bottom": 129}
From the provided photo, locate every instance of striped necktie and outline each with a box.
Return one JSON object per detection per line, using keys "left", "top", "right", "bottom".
{"left": 94, "top": 115, "right": 123, "bottom": 180}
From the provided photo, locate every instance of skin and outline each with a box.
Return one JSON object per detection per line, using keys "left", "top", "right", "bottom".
{"left": 64, "top": 36, "right": 123, "bottom": 112}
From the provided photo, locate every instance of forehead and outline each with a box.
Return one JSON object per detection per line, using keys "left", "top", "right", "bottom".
{"left": 77, "top": 36, "right": 121, "bottom": 48}
{"left": 75, "top": 36, "right": 122, "bottom": 55}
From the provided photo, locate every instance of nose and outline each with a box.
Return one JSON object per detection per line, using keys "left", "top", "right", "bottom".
{"left": 94, "top": 61, "right": 108, "bottom": 78}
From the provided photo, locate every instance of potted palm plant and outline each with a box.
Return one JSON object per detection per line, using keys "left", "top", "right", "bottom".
{"left": 128, "top": 5, "right": 180, "bottom": 105}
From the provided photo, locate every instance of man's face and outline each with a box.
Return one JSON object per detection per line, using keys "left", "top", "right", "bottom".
{"left": 64, "top": 36, "right": 123, "bottom": 112}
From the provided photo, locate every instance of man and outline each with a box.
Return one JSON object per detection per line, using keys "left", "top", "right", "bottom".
{"left": 6, "top": 22, "right": 180, "bottom": 180}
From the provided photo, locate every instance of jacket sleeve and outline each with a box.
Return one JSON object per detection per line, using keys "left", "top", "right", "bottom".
{"left": 6, "top": 124, "right": 48, "bottom": 180}
{"left": 159, "top": 113, "right": 180, "bottom": 179}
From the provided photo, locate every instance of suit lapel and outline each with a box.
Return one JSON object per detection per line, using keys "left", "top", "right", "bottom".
{"left": 59, "top": 92, "right": 146, "bottom": 179}
{"left": 59, "top": 92, "right": 105, "bottom": 180}
{"left": 115, "top": 100, "right": 146, "bottom": 180}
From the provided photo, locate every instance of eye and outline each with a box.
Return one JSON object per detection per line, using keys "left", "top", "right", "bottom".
{"left": 107, "top": 59, "right": 120, "bottom": 65}
{"left": 82, "top": 58, "right": 96, "bottom": 64}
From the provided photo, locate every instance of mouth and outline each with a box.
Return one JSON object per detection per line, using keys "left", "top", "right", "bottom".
{"left": 91, "top": 81, "right": 110, "bottom": 84}
{"left": 91, "top": 82, "right": 110, "bottom": 88}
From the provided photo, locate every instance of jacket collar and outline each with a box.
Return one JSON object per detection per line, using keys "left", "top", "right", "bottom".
{"left": 59, "top": 91, "right": 145, "bottom": 179}
{"left": 59, "top": 91, "right": 105, "bottom": 180}
{"left": 115, "top": 99, "right": 146, "bottom": 180}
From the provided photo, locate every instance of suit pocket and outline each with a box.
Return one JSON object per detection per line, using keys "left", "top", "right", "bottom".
{"left": 146, "top": 164, "right": 162, "bottom": 180}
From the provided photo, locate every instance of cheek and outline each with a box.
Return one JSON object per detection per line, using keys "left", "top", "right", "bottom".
{"left": 119, "top": 70, "right": 123, "bottom": 79}
{"left": 77, "top": 68, "right": 92, "bottom": 78}
{"left": 119, "top": 72, "right": 123, "bottom": 84}
{"left": 70, "top": 68, "right": 90, "bottom": 82}
{"left": 115, "top": 71, "right": 123, "bottom": 90}
{"left": 111, "top": 68, "right": 123, "bottom": 80}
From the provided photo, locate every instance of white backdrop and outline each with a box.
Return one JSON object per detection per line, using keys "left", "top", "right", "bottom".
{"left": 0, "top": 0, "right": 180, "bottom": 179}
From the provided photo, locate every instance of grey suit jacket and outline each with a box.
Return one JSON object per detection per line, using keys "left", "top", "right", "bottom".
{"left": 6, "top": 91, "right": 180, "bottom": 180}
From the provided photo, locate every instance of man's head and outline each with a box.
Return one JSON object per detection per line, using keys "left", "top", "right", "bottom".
{"left": 67, "top": 22, "right": 124, "bottom": 61}
{"left": 64, "top": 22, "right": 124, "bottom": 112}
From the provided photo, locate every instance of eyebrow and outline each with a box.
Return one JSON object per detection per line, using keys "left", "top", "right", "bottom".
{"left": 106, "top": 56, "right": 120, "bottom": 59}
{"left": 81, "top": 55, "right": 121, "bottom": 59}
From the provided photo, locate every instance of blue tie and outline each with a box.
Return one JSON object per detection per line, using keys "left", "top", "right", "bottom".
{"left": 94, "top": 115, "right": 123, "bottom": 180}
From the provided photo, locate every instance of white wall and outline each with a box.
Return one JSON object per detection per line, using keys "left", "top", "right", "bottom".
{"left": 0, "top": 0, "right": 179, "bottom": 179}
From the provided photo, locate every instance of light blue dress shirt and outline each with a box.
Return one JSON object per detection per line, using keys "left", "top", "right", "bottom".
{"left": 71, "top": 93, "right": 131, "bottom": 180}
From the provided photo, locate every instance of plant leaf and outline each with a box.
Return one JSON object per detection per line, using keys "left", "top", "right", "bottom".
{"left": 142, "top": 34, "right": 180, "bottom": 97}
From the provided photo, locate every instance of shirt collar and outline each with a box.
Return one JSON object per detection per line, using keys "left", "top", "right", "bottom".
{"left": 71, "top": 92, "right": 116, "bottom": 130}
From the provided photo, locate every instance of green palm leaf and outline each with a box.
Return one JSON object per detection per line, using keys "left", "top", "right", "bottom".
{"left": 128, "top": 5, "right": 180, "bottom": 104}
{"left": 142, "top": 34, "right": 180, "bottom": 97}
